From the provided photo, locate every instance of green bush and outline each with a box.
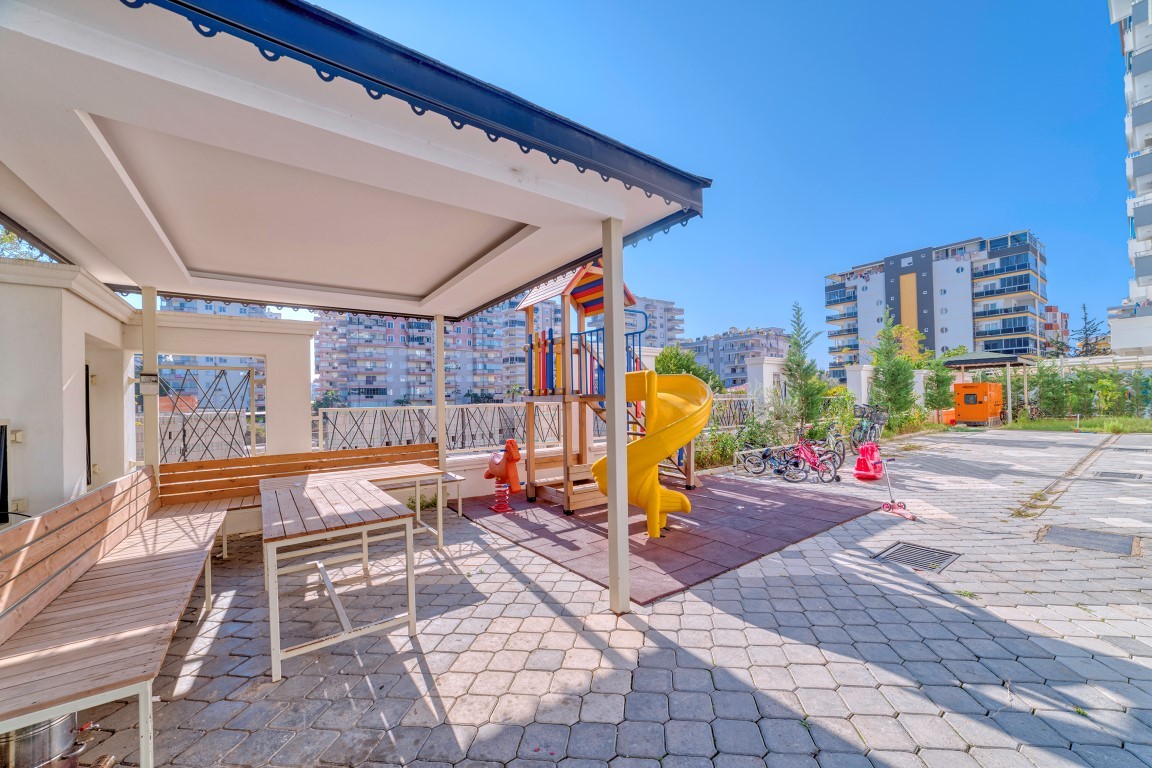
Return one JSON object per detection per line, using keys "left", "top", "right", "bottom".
{"left": 694, "top": 429, "right": 738, "bottom": 469}
{"left": 406, "top": 495, "right": 439, "bottom": 512}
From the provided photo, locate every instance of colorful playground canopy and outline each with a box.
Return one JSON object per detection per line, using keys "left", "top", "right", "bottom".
{"left": 515, "top": 261, "right": 637, "bottom": 317}
{"left": 0, "top": 0, "right": 708, "bottom": 320}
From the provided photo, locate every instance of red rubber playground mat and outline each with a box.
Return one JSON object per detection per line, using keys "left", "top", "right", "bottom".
{"left": 461, "top": 475, "right": 879, "bottom": 605}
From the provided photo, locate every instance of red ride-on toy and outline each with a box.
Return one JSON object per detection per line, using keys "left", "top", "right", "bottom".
{"left": 853, "top": 444, "right": 914, "bottom": 520}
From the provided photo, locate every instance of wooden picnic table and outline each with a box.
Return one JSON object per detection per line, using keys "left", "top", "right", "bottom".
{"left": 260, "top": 475, "right": 416, "bottom": 681}
{"left": 261, "top": 462, "right": 447, "bottom": 548}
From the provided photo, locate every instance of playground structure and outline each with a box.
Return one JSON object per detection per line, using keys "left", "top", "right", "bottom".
{"left": 953, "top": 382, "right": 1004, "bottom": 426}
{"left": 517, "top": 263, "right": 711, "bottom": 536}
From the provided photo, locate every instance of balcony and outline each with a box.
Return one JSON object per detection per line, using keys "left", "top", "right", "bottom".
{"left": 828, "top": 341, "right": 860, "bottom": 354}
{"left": 824, "top": 290, "right": 858, "bottom": 307}
{"left": 972, "top": 305, "right": 1036, "bottom": 319}
{"left": 825, "top": 309, "right": 859, "bottom": 323}
{"left": 971, "top": 257, "right": 1043, "bottom": 280}
{"left": 975, "top": 324, "right": 1038, "bottom": 339}
{"left": 973, "top": 280, "right": 1045, "bottom": 301}
{"left": 828, "top": 326, "right": 859, "bottom": 338}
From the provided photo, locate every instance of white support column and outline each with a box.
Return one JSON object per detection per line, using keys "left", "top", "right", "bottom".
{"left": 602, "top": 217, "right": 630, "bottom": 614}
{"left": 434, "top": 315, "right": 447, "bottom": 470}
{"left": 141, "top": 286, "right": 160, "bottom": 471}
{"left": 1005, "top": 362, "right": 1013, "bottom": 424}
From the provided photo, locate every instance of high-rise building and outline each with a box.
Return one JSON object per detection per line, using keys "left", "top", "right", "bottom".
{"left": 824, "top": 230, "right": 1049, "bottom": 383}
{"left": 157, "top": 297, "right": 278, "bottom": 410}
{"left": 588, "top": 295, "right": 685, "bottom": 349}
{"left": 1107, "top": 1, "right": 1152, "bottom": 355}
{"left": 312, "top": 296, "right": 565, "bottom": 407}
{"left": 681, "top": 327, "right": 789, "bottom": 389}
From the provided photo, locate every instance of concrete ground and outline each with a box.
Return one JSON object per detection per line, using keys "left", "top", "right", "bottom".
{"left": 81, "top": 429, "right": 1152, "bottom": 768}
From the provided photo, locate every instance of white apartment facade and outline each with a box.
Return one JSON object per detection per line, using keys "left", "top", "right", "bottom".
{"left": 1108, "top": 0, "right": 1152, "bottom": 354}
{"left": 682, "top": 327, "right": 789, "bottom": 390}
{"left": 588, "top": 295, "right": 685, "bottom": 349}
{"left": 825, "top": 230, "right": 1049, "bottom": 382}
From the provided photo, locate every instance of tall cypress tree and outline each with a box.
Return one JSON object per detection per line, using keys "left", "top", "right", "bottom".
{"left": 783, "top": 303, "right": 826, "bottom": 426}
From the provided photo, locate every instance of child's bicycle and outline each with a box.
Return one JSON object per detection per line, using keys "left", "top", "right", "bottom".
{"left": 795, "top": 426, "right": 841, "bottom": 483}
{"left": 850, "top": 404, "right": 887, "bottom": 450}
{"left": 743, "top": 445, "right": 808, "bottom": 483}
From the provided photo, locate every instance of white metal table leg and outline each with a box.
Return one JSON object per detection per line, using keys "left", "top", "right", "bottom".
{"left": 265, "top": 540, "right": 283, "bottom": 682}
{"left": 405, "top": 519, "right": 416, "bottom": 637}
{"left": 137, "top": 680, "right": 154, "bottom": 768}
{"left": 203, "top": 555, "right": 213, "bottom": 614}
{"left": 436, "top": 475, "right": 444, "bottom": 549}
{"left": 414, "top": 478, "right": 422, "bottom": 527}
{"left": 361, "top": 530, "right": 370, "bottom": 577}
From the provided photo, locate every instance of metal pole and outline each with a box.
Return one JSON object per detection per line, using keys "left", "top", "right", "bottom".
{"left": 141, "top": 287, "right": 160, "bottom": 471}
{"left": 602, "top": 217, "right": 630, "bottom": 614}
{"left": 1006, "top": 362, "right": 1012, "bottom": 424}
{"left": 434, "top": 315, "right": 447, "bottom": 470}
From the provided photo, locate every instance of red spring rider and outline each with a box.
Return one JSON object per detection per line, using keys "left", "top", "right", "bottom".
{"left": 484, "top": 439, "right": 522, "bottom": 512}
{"left": 853, "top": 442, "right": 884, "bottom": 481}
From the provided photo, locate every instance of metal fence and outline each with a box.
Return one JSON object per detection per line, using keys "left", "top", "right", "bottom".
{"left": 318, "top": 396, "right": 757, "bottom": 453}
{"left": 319, "top": 402, "right": 564, "bottom": 452}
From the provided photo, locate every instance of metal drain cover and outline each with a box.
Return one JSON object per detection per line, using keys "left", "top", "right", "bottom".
{"left": 1096, "top": 471, "right": 1143, "bottom": 479}
{"left": 875, "top": 542, "right": 960, "bottom": 572}
{"left": 1039, "top": 526, "right": 1140, "bottom": 556}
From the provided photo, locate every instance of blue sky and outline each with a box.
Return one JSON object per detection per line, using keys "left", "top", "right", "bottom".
{"left": 323, "top": 1, "right": 1126, "bottom": 361}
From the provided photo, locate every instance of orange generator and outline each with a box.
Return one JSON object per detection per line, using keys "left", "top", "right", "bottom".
{"left": 953, "top": 382, "right": 1003, "bottom": 425}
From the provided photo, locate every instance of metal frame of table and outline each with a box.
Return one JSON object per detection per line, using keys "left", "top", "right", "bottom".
{"left": 261, "top": 478, "right": 417, "bottom": 681}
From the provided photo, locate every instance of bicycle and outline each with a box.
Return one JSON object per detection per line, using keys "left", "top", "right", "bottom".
{"left": 794, "top": 426, "right": 841, "bottom": 483}
{"left": 850, "top": 404, "right": 887, "bottom": 450}
{"left": 743, "top": 445, "right": 808, "bottom": 483}
{"left": 823, "top": 423, "right": 847, "bottom": 468}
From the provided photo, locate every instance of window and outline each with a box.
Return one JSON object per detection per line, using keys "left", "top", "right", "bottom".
{"left": 956, "top": 266, "right": 964, "bottom": 273}
{"left": 939, "top": 288, "right": 947, "bottom": 296}
{"left": 940, "top": 308, "right": 949, "bottom": 315}
{"left": 876, "top": 300, "right": 883, "bottom": 306}
{"left": 941, "top": 345, "right": 950, "bottom": 353}
{"left": 940, "top": 327, "right": 948, "bottom": 333}
{"left": 861, "top": 285, "right": 868, "bottom": 291}
{"left": 964, "top": 394, "right": 978, "bottom": 405}
{"left": 901, "top": 257, "right": 913, "bottom": 267}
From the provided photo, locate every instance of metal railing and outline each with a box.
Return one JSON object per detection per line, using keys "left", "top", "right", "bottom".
{"left": 973, "top": 305, "right": 1036, "bottom": 319}
{"left": 320, "top": 402, "right": 564, "bottom": 452}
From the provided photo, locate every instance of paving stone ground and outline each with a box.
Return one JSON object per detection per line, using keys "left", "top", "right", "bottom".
{"left": 78, "top": 430, "right": 1152, "bottom": 767}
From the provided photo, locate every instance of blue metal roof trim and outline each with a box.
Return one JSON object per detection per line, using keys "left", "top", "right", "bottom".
{"left": 118, "top": 0, "right": 710, "bottom": 213}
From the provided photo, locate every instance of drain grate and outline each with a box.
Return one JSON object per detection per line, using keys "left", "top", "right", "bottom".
{"left": 1039, "top": 525, "right": 1139, "bottom": 555}
{"left": 874, "top": 542, "right": 960, "bottom": 572}
{"left": 1096, "top": 471, "right": 1144, "bottom": 479}
{"left": 1111, "top": 448, "right": 1151, "bottom": 453}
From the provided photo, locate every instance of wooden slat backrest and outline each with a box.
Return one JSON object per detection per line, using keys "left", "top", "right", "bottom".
{"left": 0, "top": 468, "right": 157, "bottom": 645}
{"left": 157, "top": 444, "right": 439, "bottom": 505}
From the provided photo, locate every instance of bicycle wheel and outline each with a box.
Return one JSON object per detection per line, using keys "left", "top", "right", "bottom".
{"left": 815, "top": 463, "right": 837, "bottom": 483}
{"left": 849, "top": 427, "right": 864, "bottom": 451}
{"left": 781, "top": 461, "right": 809, "bottom": 483}
{"left": 743, "top": 453, "right": 767, "bottom": 475}
{"left": 831, "top": 438, "right": 846, "bottom": 464}
{"left": 819, "top": 449, "right": 843, "bottom": 471}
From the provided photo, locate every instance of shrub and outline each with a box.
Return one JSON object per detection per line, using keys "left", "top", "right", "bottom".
{"left": 694, "top": 429, "right": 738, "bottom": 469}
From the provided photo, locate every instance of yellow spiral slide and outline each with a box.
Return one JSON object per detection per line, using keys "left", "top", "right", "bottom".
{"left": 590, "top": 370, "right": 714, "bottom": 538}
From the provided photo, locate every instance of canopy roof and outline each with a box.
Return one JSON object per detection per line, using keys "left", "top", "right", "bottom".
{"left": 0, "top": 0, "right": 709, "bottom": 320}
{"left": 941, "top": 351, "right": 1030, "bottom": 369}
{"left": 516, "top": 261, "right": 636, "bottom": 317}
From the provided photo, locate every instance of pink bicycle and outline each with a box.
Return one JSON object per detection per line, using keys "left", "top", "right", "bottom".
{"left": 794, "top": 425, "right": 841, "bottom": 484}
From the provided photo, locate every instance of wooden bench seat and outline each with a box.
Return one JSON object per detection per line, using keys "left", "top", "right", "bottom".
{"left": 0, "top": 470, "right": 226, "bottom": 768}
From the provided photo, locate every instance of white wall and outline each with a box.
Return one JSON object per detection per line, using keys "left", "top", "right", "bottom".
{"left": 850, "top": 271, "right": 886, "bottom": 362}
{"left": 931, "top": 258, "right": 975, "bottom": 354}
{"left": 123, "top": 313, "right": 318, "bottom": 454}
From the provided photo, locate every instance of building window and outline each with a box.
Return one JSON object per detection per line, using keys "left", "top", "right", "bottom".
{"left": 940, "top": 327, "right": 948, "bottom": 333}
{"left": 956, "top": 266, "right": 964, "bottom": 273}
{"left": 939, "top": 288, "right": 947, "bottom": 295}
{"left": 940, "top": 308, "right": 948, "bottom": 315}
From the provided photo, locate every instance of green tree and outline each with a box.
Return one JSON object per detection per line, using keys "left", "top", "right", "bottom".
{"left": 869, "top": 309, "right": 916, "bottom": 416}
{"left": 653, "top": 344, "right": 724, "bottom": 393}
{"left": 1067, "top": 368, "right": 1099, "bottom": 415}
{"left": 1128, "top": 368, "right": 1151, "bottom": 417}
{"left": 940, "top": 345, "right": 969, "bottom": 360}
{"left": 782, "top": 303, "right": 827, "bottom": 425}
{"left": 311, "top": 389, "right": 347, "bottom": 413}
{"left": 1071, "top": 304, "right": 1107, "bottom": 357}
{"left": 1032, "top": 360, "right": 1068, "bottom": 417}
{"left": 923, "top": 357, "right": 955, "bottom": 419}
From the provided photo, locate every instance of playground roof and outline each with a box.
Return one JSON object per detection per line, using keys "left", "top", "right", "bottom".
{"left": 516, "top": 261, "right": 637, "bottom": 316}
{"left": 941, "top": 351, "right": 1030, "bottom": 369}
{"left": 0, "top": 0, "right": 707, "bottom": 321}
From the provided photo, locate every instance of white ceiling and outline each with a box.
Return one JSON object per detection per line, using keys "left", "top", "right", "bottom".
{"left": 0, "top": 1, "right": 694, "bottom": 319}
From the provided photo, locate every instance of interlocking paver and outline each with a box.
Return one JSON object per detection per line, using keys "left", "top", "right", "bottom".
{"left": 615, "top": 720, "right": 665, "bottom": 758}
{"left": 664, "top": 719, "right": 716, "bottom": 757}
{"left": 711, "top": 717, "right": 767, "bottom": 756}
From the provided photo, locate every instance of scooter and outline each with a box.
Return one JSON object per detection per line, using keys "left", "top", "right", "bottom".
{"left": 877, "top": 458, "right": 915, "bottom": 521}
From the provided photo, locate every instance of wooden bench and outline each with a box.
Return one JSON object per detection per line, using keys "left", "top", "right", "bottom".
{"left": 158, "top": 444, "right": 465, "bottom": 554}
{"left": 0, "top": 468, "right": 226, "bottom": 768}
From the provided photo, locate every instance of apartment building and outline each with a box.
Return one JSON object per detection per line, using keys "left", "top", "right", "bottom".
{"left": 157, "top": 297, "right": 276, "bottom": 410}
{"left": 587, "top": 295, "right": 685, "bottom": 349}
{"left": 682, "top": 327, "right": 789, "bottom": 389}
{"left": 313, "top": 297, "right": 565, "bottom": 407}
{"left": 1107, "top": 0, "right": 1152, "bottom": 354}
{"left": 825, "top": 230, "right": 1049, "bottom": 382}
{"left": 1043, "top": 305, "right": 1071, "bottom": 352}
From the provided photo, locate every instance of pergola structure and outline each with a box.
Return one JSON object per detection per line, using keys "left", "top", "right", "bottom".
{"left": 0, "top": 0, "right": 710, "bottom": 611}
{"left": 942, "top": 350, "right": 1033, "bottom": 423}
